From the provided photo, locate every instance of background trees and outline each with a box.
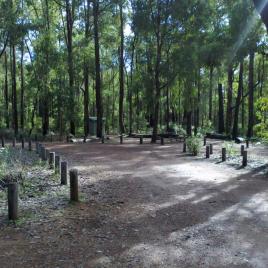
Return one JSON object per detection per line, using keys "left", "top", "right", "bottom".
{"left": 0, "top": 0, "right": 267, "bottom": 141}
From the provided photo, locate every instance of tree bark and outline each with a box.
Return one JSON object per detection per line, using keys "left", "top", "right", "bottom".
{"left": 119, "top": 2, "right": 125, "bottom": 134}
{"left": 208, "top": 66, "right": 213, "bottom": 121}
{"left": 225, "top": 66, "right": 233, "bottom": 135}
{"left": 20, "top": 41, "right": 25, "bottom": 131}
{"left": 232, "top": 59, "right": 244, "bottom": 139}
{"left": 4, "top": 51, "right": 9, "bottom": 128}
{"left": 93, "top": 0, "right": 103, "bottom": 138}
{"left": 218, "top": 83, "right": 225, "bottom": 134}
{"left": 247, "top": 50, "right": 255, "bottom": 138}
{"left": 11, "top": 43, "right": 18, "bottom": 136}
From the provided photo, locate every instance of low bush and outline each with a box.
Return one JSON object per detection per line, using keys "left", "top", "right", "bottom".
{"left": 186, "top": 136, "right": 202, "bottom": 156}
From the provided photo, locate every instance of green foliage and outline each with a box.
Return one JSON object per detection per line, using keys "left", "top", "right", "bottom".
{"left": 254, "top": 97, "right": 268, "bottom": 143}
{"left": 223, "top": 141, "right": 237, "bottom": 156}
{"left": 186, "top": 136, "right": 202, "bottom": 156}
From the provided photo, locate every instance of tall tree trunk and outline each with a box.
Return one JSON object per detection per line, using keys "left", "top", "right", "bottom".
{"left": 4, "top": 51, "right": 9, "bottom": 128}
{"left": 83, "top": 0, "right": 90, "bottom": 137}
{"left": 208, "top": 66, "right": 213, "bottom": 121}
{"left": 247, "top": 50, "right": 255, "bottom": 138}
{"left": 66, "top": 0, "right": 75, "bottom": 135}
{"left": 232, "top": 59, "right": 244, "bottom": 139}
{"left": 119, "top": 2, "right": 125, "bottom": 134}
{"left": 93, "top": 0, "right": 103, "bottom": 138}
{"left": 226, "top": 65, "right": 233, "bottom": 135}
{"left": 218, "top": 83, "right": 225, "bottom": 133}
{"left": 11, "top": 43, "right": 18, "bottom": 136}
{"left": 20, "top": 41, "right": 25, "bottom": 131}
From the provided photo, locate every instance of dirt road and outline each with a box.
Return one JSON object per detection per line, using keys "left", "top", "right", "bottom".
{"left": 0, "top": 139, "right": 268, "bottom": 267}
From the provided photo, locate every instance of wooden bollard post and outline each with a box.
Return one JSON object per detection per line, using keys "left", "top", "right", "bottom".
{"left": 140, "top": 136, "right": 143, "bottom": 144}
{"left": 35, "top": 142, "right": 39, "bottom": 153}
{"left": 203, "top": 137, "right": 206, "bottom": 146}
{"left": 246, "top": 140, "right": 249, "bottom": 148}
{"left": 1, "top": 136, "right": 5, "bottom": 147}
{"left": 21, "top": 137, "right": 25, "bottom": 149}
{"left": 38, "top": 144, "right": 42, "bottom": 157}
{"left": 210, "top": 144, "right": 213, "bottom": 155}
{"left": 101, "top": 136, "right": 105, "bottom": 144}
{"left": 161, "top": 137, "right": 164, "bottom": 145}
{"left": 120, "top": 135, "right": 123, "bottom": 144}
{"left": 50, "top": 134, "right": 53, "bottom": 143}
{"left": 45, "top": 149, "right": 49, "bottom": 161}
{"left": 8, "top": 183, "right": 18, "bottom": 221}
{"left": 70, "top": 169, "right": 79, "bottom": 202}
{"left": 28, "top": 140, "right": 32, "bottom": 151}
{"left": 206, "top": 146, "right": 210, "bottom": 158}
{"left": 222, "top": 148, "right": 226, "bottom": 162}
{"left": 183, "top": 142, "right": 187, "bottom": 153}
{"left": 49, "top": 152, "right": 55, "bottom": 169}
{"left": 241, "top": 145, "right": 245, "bottom": 156}
{"left": 243, "top": 150, "right": 248, "bottom": 167}
{"left": 61, "top": 161, "right": 68, "bottom": 185}
{"left": 66, "top": 135, "right": 69, "bottom": 143}
{"left": 41, "top": 146, "right": 46, "bottom": 161}
{"left": 55, "top": 155, "right": 61, "bottom": 173}
{"left": 12, "top": 137, "right": 16, "bottom": 147}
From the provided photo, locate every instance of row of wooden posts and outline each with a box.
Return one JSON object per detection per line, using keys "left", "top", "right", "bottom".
{"left": 100, "top": 135, "right": 166, "bottom": 145}
{"left": 2, "top": 137, "right": 80, "bottom": 221}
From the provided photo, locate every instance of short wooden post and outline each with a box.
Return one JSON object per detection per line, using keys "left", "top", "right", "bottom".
{"left": 210, "top": 144, "right": 213, "bottom": 155}
{"left": 222, "top": 148, "right": 226, "bottom": 162}
{"left": 21, "top": 137, "right": 25, "bottom": 149}
{"left": 140, "top": 136, "right": 143, "bottom": 144}
{"left": 61, "top": 161, "right": 68, "bottom": 185}
{"left": 203, "top": 137, "right": 206, "bottom": 146}
{"left": 241, "top": 145, "right": 245, "bottom": 156}
{"left": 50, "top": 134, "right": 53, "bottom": 143}
{"left": 34, "top": 134, "right": 37, "bottom": 142}
{"left": 45, "top": 149, "right": 49, "bottom": 161}
{"left": 1, "top": 136, "right": 5, "bottom": 147}
{"left": 243, "top": 150, "right": 248, "bottom": 167}
{"left": 35, "top": 142, "right": 39, "bottom": 153}
{"left": 12, "top": 137, "right": 16, "bottom": 147}
{"left": 38, "top": 144, "right": 42, "bottom": 157}
{"left": 41, "top": 146, "right": 46, "bottom": 161}
{"left": 49, "top": 152, "right": 55, "bottom": 169}
{"left": 70, "top": 169, "right": 79, "bottom": 202}
{"left": 55, "top": 155, "right": 61, "bottom": 173}
{"left": 161, "top": 137, "right": 164, "bottom": 145}
{"left": 101, "top": 136, "right": 105, "bottom": 144}
{"left": 206, "top": 146, "right": 210, "bottom": 158}
{"left": 183, "top": 142, "right": 187, "bottom": 153}
{"left": 28, "top": 140, "right": 32, "bottom": 151}
{"left": 246, "top": 140, "right": 249, "bottom": 148}
{"left": 120, "top": 135, "right": 123, "bottom": 144}
{"left": 8, "top": 183, "right": 18, "bottom": 221}
{"left": 66, "top": 135, "right": 70, "bottom": 143}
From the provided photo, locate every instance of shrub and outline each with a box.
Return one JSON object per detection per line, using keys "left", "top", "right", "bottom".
{"left": 223, "top": 141, "right": 237, "bottom": 156}
{"left": 186, "top": 136, "right": 202, "bottom": 156}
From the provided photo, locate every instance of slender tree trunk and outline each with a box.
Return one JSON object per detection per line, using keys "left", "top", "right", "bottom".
{"left": 4, "top": 51, "right": 9, "bottom": 128}
{"left": 20, "top": 42, "right": 25, "bottom": 131}
{"left": 218, "top": 83, "right": 225, "bottom": 133}
{"left": 232, "top": 59, "right": 244, "bottom": 139}
{"left": 93, "top": 0, "right": 103, "bottom": 137}
{"left": 119, "top": 2, "right": 125, "bottom": 134}
{"left": 83, "top": 0, "right": 90, "bottom": 136}
{"left": 247, "top": 50, "right": 255, "bottom": 138}
{"left": 209, "top": 66, "right": 213, "bottom": 121}
{"left": 11, "top": 43, "right": 18, "bottom": 136}
{"left": 226, "top": 65, "right": 233, "bottom": 135}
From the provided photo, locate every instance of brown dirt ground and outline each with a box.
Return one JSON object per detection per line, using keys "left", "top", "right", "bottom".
{"left": 0, "top": 138, "right": 268, "bottom": 268}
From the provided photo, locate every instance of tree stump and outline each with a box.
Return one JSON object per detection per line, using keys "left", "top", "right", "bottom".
{"left": 61, "top": 161, "right": 68, "bottom": 185}
{"left": 222, "top": 148, "right": 226, "bottom": 162}
{"left": 49, "top": 152, "right": 55, "bottom": 169}
{"left": 70, "top": 169, "right": 79, "bottom": 202}
{"left": 243, "top": 150, "right": 248, "bottom": 167}
{"left": 8, "top": 183, "right": 18, "bottom": 221}
{"left": 206, "top": 146, "right": 210, "bottom": 158}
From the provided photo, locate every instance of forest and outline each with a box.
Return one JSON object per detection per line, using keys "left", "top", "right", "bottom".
{"left": 0, "top": 0, "right": 268, "bottom": 142}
